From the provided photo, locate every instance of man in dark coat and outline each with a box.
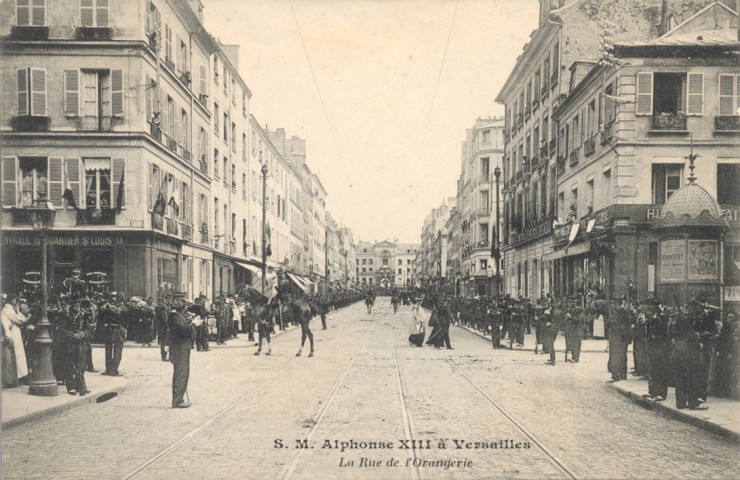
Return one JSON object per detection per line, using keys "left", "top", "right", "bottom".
{"left": 100, "top": 294, "right": 127, "bottom": 376}
{"left": 61, "top": 299, "right": 94, "bottom": 395}
{"left": 668, "top": 308, "right": 705, "bottom": 410}
{"left": 631, "top": 307, "right": 649, "bottom": 377}
{"left": 564, "top": 305, "right": 583, "bottom": 363}
{"left": 155, "top": 297, "right": 169, "bottom": 361}
{"left": 606, "top": 302, "right": 631, "bottom": 382}
{"left": 644, "top": 302, "right": 670, "bottom": 401}
{"left": 542, "top": 305, "right": 560, "bottom": 365}
{"left": 168, "top": 300, "right": 194, "bottom": 408}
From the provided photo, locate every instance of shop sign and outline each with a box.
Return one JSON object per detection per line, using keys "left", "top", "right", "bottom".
{"left": 153, "top": 238, "right": 179, "bottom": 253}
{"left": 660, "top": 239, "right": 684, "bottom": 282}
{"left": 647, "top": 207, "right": 739, "bottom": 223}
{"left": 2, "top": 232, "right": 125, "bottom": 247}
{"left": 687, "top": 240, "right": 718, "bottom": 280}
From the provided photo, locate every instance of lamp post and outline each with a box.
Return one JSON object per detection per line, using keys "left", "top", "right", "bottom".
{"left": 261, "top": 162, "right": 268, "bottom": 297}
{"left": 27, "top": 193, "right": 58, "bottom": 396}
{"left": 494, "top": 166, "right": 501, "bottom": 299}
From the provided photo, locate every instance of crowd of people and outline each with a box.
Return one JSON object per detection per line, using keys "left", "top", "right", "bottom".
{"left": 410, "top": 286, "right": 740, "bottom": 409}
{"left": 1, "top": 270, "right": 366, "bottom": 407}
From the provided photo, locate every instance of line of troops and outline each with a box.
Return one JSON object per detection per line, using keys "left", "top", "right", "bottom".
{"left": 420, "top": 290, "right": 740, "bottom": 410}
{"left": 2, "top": 267, "right": 367, "bottom": 397}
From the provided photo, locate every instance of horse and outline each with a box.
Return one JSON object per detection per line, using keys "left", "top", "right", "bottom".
{"left": 283, "top": 298, "right": 314, "bottom": 357}
{"left": 365, "top": 295, "right": 374, "bottom": 314}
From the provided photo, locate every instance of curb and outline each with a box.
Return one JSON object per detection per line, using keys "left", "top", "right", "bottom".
{"left": 2, "top": 378, "right": 128, "bottom": 430}
{"left": 610, "top": 383, "right": 740, "bottom": 443}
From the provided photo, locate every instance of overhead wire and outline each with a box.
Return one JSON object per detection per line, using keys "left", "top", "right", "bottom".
{"left": 415, "top": 0, "right": 460, "bottom": 166}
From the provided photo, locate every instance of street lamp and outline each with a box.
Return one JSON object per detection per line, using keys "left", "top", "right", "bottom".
{"left": 261, "top": 162, "right": 268, "bottom": 297}
{"left": 26, "top": 193, "right": 58, "bottom": 396}
{"left": 494, "top": 166, "right": 501, "bottom": 299}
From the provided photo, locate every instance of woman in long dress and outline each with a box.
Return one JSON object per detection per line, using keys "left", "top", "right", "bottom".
{"left": 1, "top": 295, "right": 29, "bottom": 381}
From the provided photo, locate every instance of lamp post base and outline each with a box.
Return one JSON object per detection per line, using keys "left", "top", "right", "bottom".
{"left": 29, "top": 381, "right": 59, "bottom": 397}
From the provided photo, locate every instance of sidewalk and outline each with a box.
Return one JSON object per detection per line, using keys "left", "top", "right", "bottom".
{"left": 456, "top": 322, "right": 740, "bottom": 442}
{"left": 0, "top": 304, "right": 351, "bottom": 429}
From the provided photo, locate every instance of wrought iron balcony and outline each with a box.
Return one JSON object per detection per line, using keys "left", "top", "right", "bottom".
{"left": 652, "top": 114, "right": 686, "bottom": 131}
{"left": 76, "top": 26, "right": 113, "bottom": 40}
{"left": 163, "top": 132, "right": 177, "bottom": 152}
{"left": 549, "top": 138, "right": 556, "bottom": 154}
{"left": 149, "top": 122, "right": 162, "bottom": 141}
{"left": 164, "top": 56, "right": 176, "bottom": 72}
{"left": 75, "top": 116, "right": 115, "bottom": 132}
{"left": 556, "top": 155, "right": 566, "bottom": 176}
{"left": 151, "top": 212, "right": 164, "bottom": 231}
{"left": 715, "top": 116, "right": 740, "bottom": 132}
{"left": 584, "top": 136, "right": 595, "bottom": 157}
{"left": 77, "top": 208, "right": 116, "bottom": 226}
{"left": 601, "top": 121, "right": 614, "bottom": 145}
{"left": 166, "top": 217, "right": 178, "bottom": 235}
{"left": 178, "top": 145, "right": 191, "bottom": 163}
{"left": 179, "top": 71, "right": 191, "bottom": 86}
{"left": 12, "top": 115, "right": 50, "bottom": 132}
{"left": 181, "top": 223, "right": 192, "bottom": 241}
{"left": 508, "top": 214, "right": 554, "bottom": 247}
{"left": 569, "top": 147, "right": 580, "bottom": 167}
{"left": 199, "top": 158, "right": 209, "bottom": 175}
{"left": 11, "top": 25, "right": 49, "bottom": 40}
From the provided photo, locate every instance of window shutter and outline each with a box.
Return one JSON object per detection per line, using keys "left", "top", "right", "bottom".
{"left": 64, "top": 69, "right": 80, "bottom": 116}
{"left": 81, "top": 0, "right": 93, "bottom": 27}
{"left": 17, "top": 0, "right": 30, "bottom": 25}
{"left": 112, "top": 158, "right": 125, "bottom": 208}
{"left": 718, "top": 74, "right": 735, "bottom": 116}
{"left": 32, "top": 0, "right": 44, "bottom": 26}
{"left": 199, "top": 64, "right": 207, "bottom": 96}
{"left": 17, "top": 69, "right": 28, "bottom": 116}
{"left": 176, "top": 35, "right": 182, "bottom": 72}
{"left": 96, "top": 0, "right": 109, "bottom": 27}
{"left": 65, "top": 158, "right": 81, "bottom": 209}
{"left": 635, "top": 72, "right": 653, "bottom": 116}
{"left": 2, "top": 157, "right": 18, "bottom": 207}
{"left": 687, "top": 73, "right": 704, "bottom": 115}
{"left": 111, "top": 69, "right": 123, "bottom": 116}
{"left": 174, "top": 103, "right": 181, "bottom": 145}
{"left": 148, "top": 162, "right": 153, "bottom": 210}
{"left": 30, "top": 68, "right": 46, "bottom": 116}
{"left": 48, "top": 157, "right": 63, "bottom": 208}
{"left": 145, "top": 74, "right": 152, "bottom": 120}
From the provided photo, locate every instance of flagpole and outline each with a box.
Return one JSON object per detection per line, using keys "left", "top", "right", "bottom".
{"left": 261, "top": 163, "right": 268, "bottom": 297}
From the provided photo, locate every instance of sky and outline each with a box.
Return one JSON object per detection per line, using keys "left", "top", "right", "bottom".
{"left": 204, "top": 0, "right": 540, "bottom": 244}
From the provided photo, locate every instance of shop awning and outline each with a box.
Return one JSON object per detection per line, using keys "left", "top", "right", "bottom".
{"left": 544, "top": 242, "right": 591, "bottom": 261}
{"left": 296, "top": 274, "right": 313, "bottom": 286}
{"left": 287, "top": 273, "right": 308, "bottom": 293}
{"left": 235, "top": 262, "right": 262, "bottom": 274}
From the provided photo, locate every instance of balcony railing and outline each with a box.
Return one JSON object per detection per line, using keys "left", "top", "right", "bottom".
{"left": 601, "top": 120, "right": 614, "bottom": 145}
{"left": 556, "top": 155, "right": 566, "bottom": 176}
{"left": 166, "top": 217, "right": 179, "bottom": 235}
{"left": 179, "top": 145, "right": 191, "bottom": 163}
{"left": 473, "top": 207, "right": 491, "bottom": 218}
{"left": 164, "top": 56, "right": 176, "bottom": 72}
{"left": 474, "top": 240, "right": 490, "bottom": 249}
{"left": 179, "top": 71, "right": 191, "bottom": 86}
{"left": 584, "top": 136, "right": 595, "bottom": 157}
{"left": 12, "top": 115, "right": 50, "bottom": 132}
{"left": 77, "top": 208, "right": 116, "bottom": 226}
{"left": 181, "top": 223, "right": 192, "bottom": 241}
{"left": 149, "top": 122, "right": 162, "bottom": 142}
{"left": 569, "top": 147, "right": 580, "bottom": 167}
{"left": 199, "top": 225, "right": 209, "bottom": 244}
{"left": 715, "top": 116, "right": 740, "bottom": 132}
{"left": 11, "top": 25, "right": 49, "bottom": 40}
{"left": 199, "top": 158, "right": 209, "bottom": 175}
{"left": 75, "top": 116, "right": 115, "bottom": 132}
{"left": 163, "top": 132, "right": 177, "bottom": 152}
{"left": 652, "top": 114, "right": 687, "bottom": 131}
{"left": 508, "top": 214, "right": 554, "bottom": 247}
{"left": 151, "top": 212, "right": 164, "bottom": 231}
{"left": 549, "top": 138, "right": 556, "bottom": 154}
{"left": 76, "top": 26, "right": 113, "bottom": 40}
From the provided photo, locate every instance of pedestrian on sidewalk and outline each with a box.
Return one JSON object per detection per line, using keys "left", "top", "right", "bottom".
{"left": 168, "top": 299, "right": 194, "bottom": 408}
{"left": 1, "top": 294, "right": 29, "bottom": 385}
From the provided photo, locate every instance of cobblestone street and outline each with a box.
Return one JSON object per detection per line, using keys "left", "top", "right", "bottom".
{"left": 2, "top": 300, "right": 738, "bottom": 480}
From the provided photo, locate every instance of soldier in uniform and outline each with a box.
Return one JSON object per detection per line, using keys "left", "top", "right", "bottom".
{"left": 542, "top": 304, "right": 560, "bottom": 365}
{"left": 319, "top": 295, "right": 329, "bottom": 330}
{"left": 564, "top": 302, "right": 583, "bottom": 363}
{"left": 155, "top": 296, "right": 169, "bottom": 361}
{"left": 668, "top": 306, "right": 705, "bottom": 410}
{"left": 60, "top": 298, "right": 94, "bottom": 395}
{"left": 100, "top": 293, "right": 127, "bottom": 376}
{"left": 242, "top": 301, "right": 255, "bottom": 342}
{"left": 488, "top": 301, "right": 502, "bottom": 349}
{"left": 643, "top": 300, "right": 670, "bottom": 401}
{"left": 631, "top": 305, "right": 649, "bottom": 378}
{"left": 606, "top": 300, "right": 631, "bottom": 382}
{"left": 168, "top": 299, "right": 194, "bottom": 408}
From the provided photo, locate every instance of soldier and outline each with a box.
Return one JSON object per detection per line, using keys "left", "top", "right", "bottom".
{"left": 100, "top": 293, "right": 126, "bottom": 376}
{"left": 488, "top": 301, "right": 502, "bottom": 349}
{"left": 668, "top": 306, "right": 705, "bottom": 410}
{"left": 564, "top": 303, "right": 583, "bottom": 363}
{"left": 61, "top": 298, "right": 93, "bottom": 395}
{"left": 643, "top": 301, "right": 670, "bottom": 401}
{"left": 631, "top": 304, "right": 649, "bottom": 378}
{"left": 155, "top": 296, "right": 169, "bottom": 361}
{"left": 542, "top": 304, "right": 560, "bottom": 365}
{"left": 242, "top": 301, "right": 255, "bottom": 342}
{"left": 194, "top": 297, "right": 210, "bottom": 352}
{"left": 168, "top": 299, "right": 194, "bottom": 408}
{"left": 690, "top": 296, "right": 720, "bottom": 402}
{"left": 606, "top": 301, "right": 631, "bottom": 382}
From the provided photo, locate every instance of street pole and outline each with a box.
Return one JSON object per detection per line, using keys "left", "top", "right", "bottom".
{"left": 29, "top": 230, "right": 57, "bottom": 396}
{"left": 261, "top": 163, "right": 268, "bottom": 297}
{"left": 494, "top": 166, "right": 501, "bottom": 299}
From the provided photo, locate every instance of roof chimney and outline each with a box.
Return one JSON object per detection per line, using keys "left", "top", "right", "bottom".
{"left": 660, "top": 0, "right": 668, "bottom": 36}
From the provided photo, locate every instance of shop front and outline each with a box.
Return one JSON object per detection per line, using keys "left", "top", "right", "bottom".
{"left": 213, "top": 253, "right": 234, "bottom": 298}
{"left": 1, "top": 230, "right": 184, "bottom": 300}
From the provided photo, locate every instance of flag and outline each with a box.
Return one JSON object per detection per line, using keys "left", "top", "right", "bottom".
{"left": 265, "top": 221, "right": 272, "bottom": 257}
{"left": 152, "top": 174, "right": 169, "bottom": 215}
{"left": 490, "top": 224, "right": 500, "bottom": 261}
{"left": 167, "top": 196, "right": 179, "bottom": 217}
{"left": 115, "top": 167, "right": 125, "bottom": 213}
{"left": 564, "top": 223, "right": 580, "bottom": 254}
{"left": 62, "top": 167, "right": 77, "bottom": 209}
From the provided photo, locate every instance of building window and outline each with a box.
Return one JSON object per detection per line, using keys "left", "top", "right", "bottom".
{"left": 652, "top": 164, "right": 682, "bottom": 205}
{"left": 383, "top": 258, "right": 388, "bottom": 265}
{"left": 362, "top": 259, "right": 366, "bottom": 264}
{"left": 586, "top": 178, "right": 594, "bottom": 212}
{"left": 17, "top": 0, "right": 45, "bottom": 26}
{"left": 719, "top": 74, "right": 740, "bottom": 116}
{"left": 480, "top": 157, "right": 489, "bottom": 178}
{"left": 19, "top": 157, "right": 48, "bottom": 207}
{"left": 16, "top": 68, "right": 46, "bottom": 116}
{"left": 84, "top": 158, "right": 111, "bottom": 209}
{"left": 717, "top": 164, "right": 740, "bottom": 205}
{"left": 481, "top": 129, "right": 490, "bottom": 144}
{"left": 81, "top": 0, "right": 109, "bottom": 27}
{"left": 214, "top": 103, "right": 219, "bottom": 134}
{"left": 637, "top": 72, "right": 704, "bottom": 116}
